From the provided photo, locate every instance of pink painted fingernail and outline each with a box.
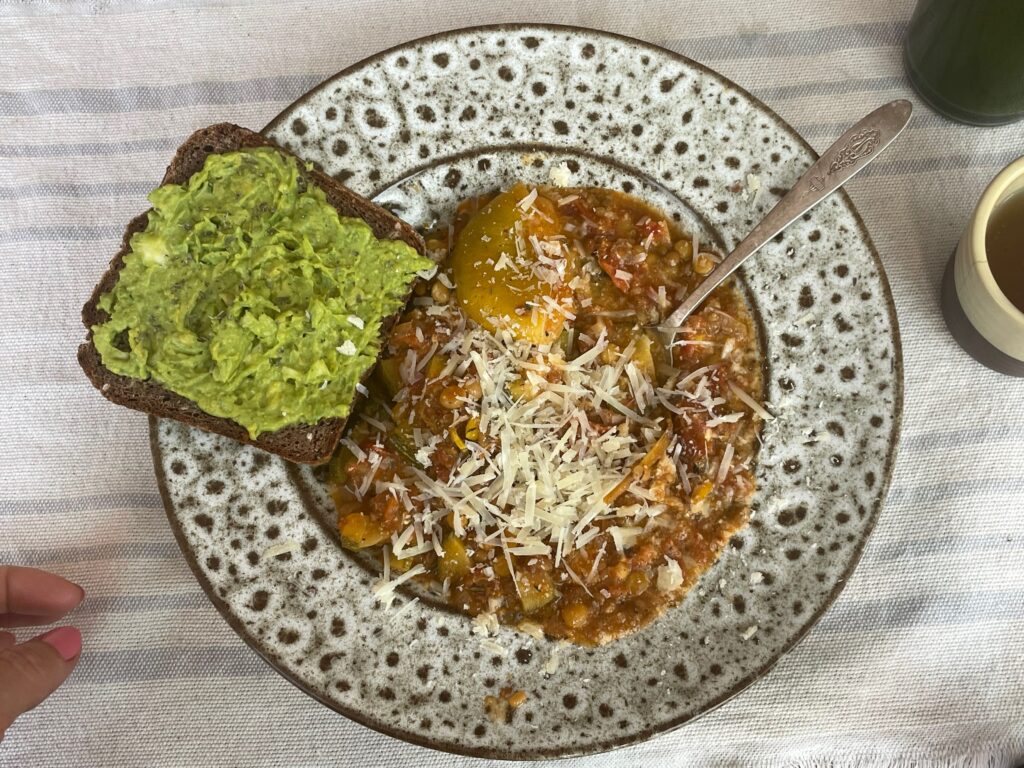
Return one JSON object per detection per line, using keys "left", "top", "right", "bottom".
{"left": 36, "top": 626, "right": 82, "bottom": 661}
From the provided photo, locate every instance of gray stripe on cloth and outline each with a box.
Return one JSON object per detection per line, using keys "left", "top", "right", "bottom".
{"left": 857, "top": 152, "right": 1024, "bottom": 178}
{"left": 0, "top": 181, "right": 152, "bottom": 199}
{"left": 0, "top": 541, "right": 182, "bottom": 565}
{"left": 0, "top": 151, "right": 1015, "bottom": 209}
{"left": 665, "top": 21, "right": 904, "bottom": 60}
{"left": 60, "top": 592, "right": 1024, "bottom": 685}
{"left": 902, "top": 426, "right": 1023, "bottom": 451}
{"left": 757, "top": 75, "right": 907, "bottom": 100}
{"left": 793, "top": 111, "right": 972, "bottom": 136}
{"left": 816, "top": 589, "right": 1024, "bottom": 632}
{"left": 867, "top": 534, "right": 1023, "bottom": 563}
{"left": 0, "top": 0, "right": 270, "bottom": 17}
{"left": 887, "top": 477, "right": 1024, "bottom": 506}
{"left": 0, "top": 74, "right": 325, "bottom": 116}
{"left": 0, "top": 492, "right": 163, "bottom": 516}
{"left": 0, "top": 73, "right": 904, "bottom": 159}
{"left": 66, "top": 647, "right": 269, "bottom": 685}
{"left": 76, "top": 592, "right": 209, "bottom": 615}
{"left": 0, "top": 225, "right": 124, "bottom": 243}
{"left": 0, "top": 136, "right": 180, "bottom": 157}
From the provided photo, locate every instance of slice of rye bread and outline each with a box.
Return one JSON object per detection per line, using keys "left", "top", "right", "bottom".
{"left": 78, "top": 123, "right": 426, "bottom": 465}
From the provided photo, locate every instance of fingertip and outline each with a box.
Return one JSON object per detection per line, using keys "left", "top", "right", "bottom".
{"left": 49, "top": 578, "right": 85, "bottom": 613}
{"left": 2, "top": 566, "right": 86, "bottom": 618}
{"left": 52, "top": 584, "right": 86, "bottom": 615}
{"left": 36, "top": 626, "right": 82, "bottom": 662}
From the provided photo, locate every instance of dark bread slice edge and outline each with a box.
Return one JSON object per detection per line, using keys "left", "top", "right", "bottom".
{"left": 79, "top": 123, "right": 426, "bottom": 465}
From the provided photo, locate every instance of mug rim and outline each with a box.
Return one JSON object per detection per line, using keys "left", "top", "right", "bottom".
{"left": 970, "top": 154, "right": 1024, "bottom": 327}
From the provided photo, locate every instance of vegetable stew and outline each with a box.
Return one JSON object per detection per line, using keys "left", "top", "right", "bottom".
{"left": 326, "top": 183, "right": 765, "bottom": 645}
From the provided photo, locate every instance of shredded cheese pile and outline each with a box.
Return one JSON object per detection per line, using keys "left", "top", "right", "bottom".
{"left": 358, "top": 186, "right": 772, "bottom": 606}
{"left": 357, "top": 315, "right": 765, "bottom": 604}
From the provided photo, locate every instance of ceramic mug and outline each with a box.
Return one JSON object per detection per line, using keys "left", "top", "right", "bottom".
{"left": 941, "top": 155, "right": 1024, "bottom": 376}
{"left": 905, "top": 0, "right": 1024, "bottom": 126}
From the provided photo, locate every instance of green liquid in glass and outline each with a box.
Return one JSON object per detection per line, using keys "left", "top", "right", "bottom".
{"left": 905, "top": 0, "right": 1024, "bottom": 125}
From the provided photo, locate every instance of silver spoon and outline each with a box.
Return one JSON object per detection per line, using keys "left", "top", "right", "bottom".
{"left": 658, "top": 99, "right": 912, "bottom": 339}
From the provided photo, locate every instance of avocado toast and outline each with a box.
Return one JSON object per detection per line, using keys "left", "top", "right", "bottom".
{"left": 78, "top": 123, "right": 431, "bottom": 464}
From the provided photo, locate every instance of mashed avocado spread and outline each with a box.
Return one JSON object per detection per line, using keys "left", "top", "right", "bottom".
{"left": 92, "top": 148, "right": 432, "bottom": 438}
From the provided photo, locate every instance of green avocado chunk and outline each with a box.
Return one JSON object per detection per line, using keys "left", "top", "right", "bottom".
{"left": 92, "top": 147, "right": 432, "bottom": 438}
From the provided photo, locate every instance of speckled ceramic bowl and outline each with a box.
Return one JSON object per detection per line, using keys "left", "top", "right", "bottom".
{"left": 152, "top": 25, "right": 902, "bottom": 759}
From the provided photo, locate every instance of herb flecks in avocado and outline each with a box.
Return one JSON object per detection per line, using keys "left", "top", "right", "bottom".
{"left": 92, "top": 148, "right": 432, "bottom": 438}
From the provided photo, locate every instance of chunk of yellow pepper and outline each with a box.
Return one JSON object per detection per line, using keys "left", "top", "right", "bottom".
{"left": 338, "top": 512, "right": 388, "bottom": 549}
{"left": 451, "top": 184, "right": 574, "bottom": 344}
{"left": 438, "top": 534, "right": 471, "bottom": 581}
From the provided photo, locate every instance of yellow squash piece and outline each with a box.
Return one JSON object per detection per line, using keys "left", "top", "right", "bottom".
{"left": 690, "top": 480, "right": 714, "bottom": 515}
{"left": 451, "top": 183, "right": 574, "bottom": 344}
{"left": 338, "top": 512, "right": 388, "bottom": 549}
{"left": 425, "top": 353, "right": 447, "bottom": 379}
{"left": 632, "top": 334, "right": 657, "bottom": 380}
{"left": 517, "top": 570, "right": 557, "bottom": 613}
{"left": 438, "top": 534, "right": 471, "bottom": 581}
{"left": 388, "top": 549, "right": 414, "bottom": 573}
{"left": 376, "top": 357, "right": 403, "bottom": 397}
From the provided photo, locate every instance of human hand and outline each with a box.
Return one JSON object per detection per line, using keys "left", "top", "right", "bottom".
{"left": 0, "top": 566, "right": 84, "bottom": 742}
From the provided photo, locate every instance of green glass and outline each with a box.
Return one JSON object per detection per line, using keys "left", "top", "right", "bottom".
{"left": 905, "top": 0, "right": 1024, "bottom": 125}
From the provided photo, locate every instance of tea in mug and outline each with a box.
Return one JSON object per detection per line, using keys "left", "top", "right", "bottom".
{"left": 986, "top": 190, "right": 1024, "bottom": 313}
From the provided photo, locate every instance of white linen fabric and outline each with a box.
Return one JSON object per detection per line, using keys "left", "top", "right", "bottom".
{"left": 1, "top": 1, "right": 1022, "bottom": 766}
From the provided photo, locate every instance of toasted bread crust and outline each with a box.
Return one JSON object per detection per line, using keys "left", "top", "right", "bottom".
{"left": 79, "top": 123, "right": 425, "bottom": 464}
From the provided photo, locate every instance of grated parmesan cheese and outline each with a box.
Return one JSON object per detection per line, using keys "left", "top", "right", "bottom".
{"left": 373, "top": 564, "right": 427, "bottom": 609}
{"left": 517, "top": 621, "right": 545, "bottom": 640}
{"left": 609, "top": 526, "right": 643, "bottom": 553}
{"left": 542, "top": 647, "right": 561, "bottom": 675}
{"left": 480, "top": 638, "right": 505, "bottom": 655}
{"left": 656, "top": 557, "right": 683, "bottom": 592}
{"left": 381, "top": 326, "right": 677, "bottom": 576}
{"left": 716, "top": 443, "right": 735, "bottom": 484}
{"left": 517, "top": 188, "right": 539, "bottom": 212}
{"left": 729, "top": 382, "right": 775, "bottom": 421}
{"left": 416, "top": 264, "right": 438, "bottom": 280}
{"left": 262, "top": 540, "right": 301, "bottom": 560}
{"left": 548, "top": 162, "right": 573, "bottom": 187}
{"left": 493, "top": 252, "right": 514, "bottom": 272}
{"left": 745, "top": 173, "right": 761, "bottom": 202}
{"left": 391, "top": 597, "right": 420, "bottom": 621}
{"left": 358, "top": 246, "right": 768, "bottom": 621}
{"left": 472, "top": 611, "right": 500, "bottom": 637}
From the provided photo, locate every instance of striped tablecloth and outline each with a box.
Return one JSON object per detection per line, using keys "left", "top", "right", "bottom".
{"left": 3, "top": 1, "right": 1023, "bottom": 766}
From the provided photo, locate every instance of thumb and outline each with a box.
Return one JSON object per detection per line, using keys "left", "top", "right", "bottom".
{"left": 0, "top": 626, "right": 81, "bottom": 740}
